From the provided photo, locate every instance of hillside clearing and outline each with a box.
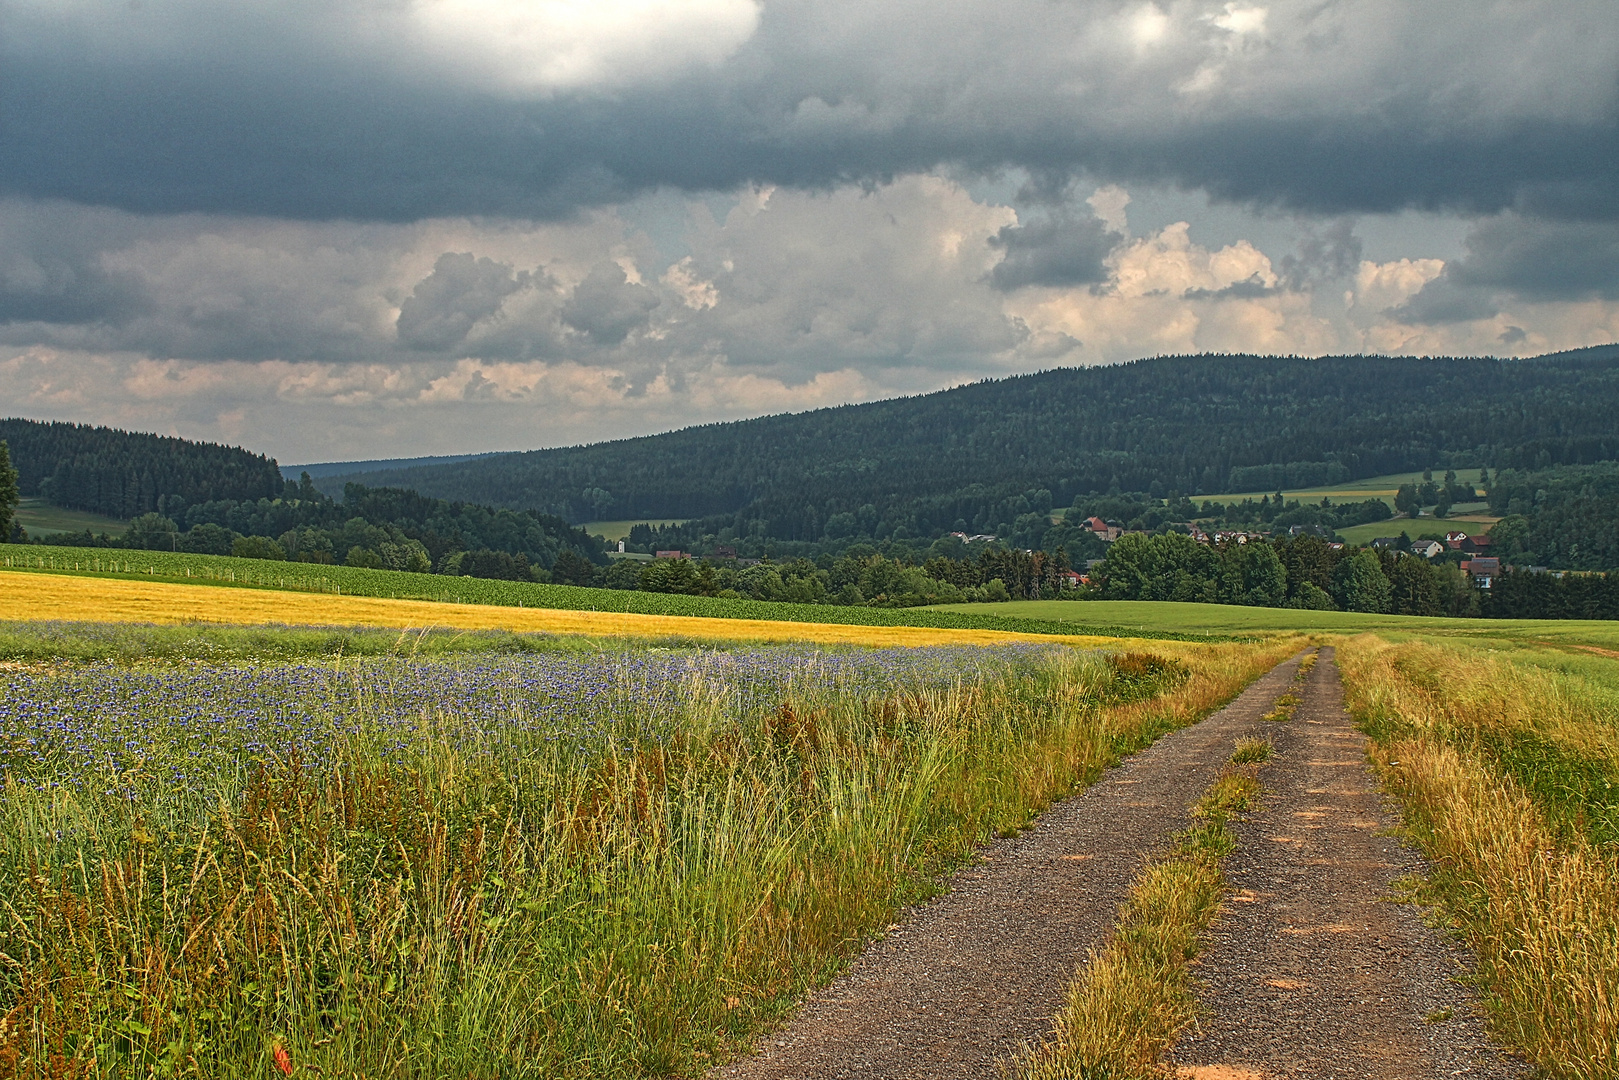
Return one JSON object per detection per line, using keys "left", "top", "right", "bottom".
{"left": 1336, "top": 514, "right": 1498, "bottom": 545}
{"left": 12, "top": 496, "right": 128, "bottom": 536}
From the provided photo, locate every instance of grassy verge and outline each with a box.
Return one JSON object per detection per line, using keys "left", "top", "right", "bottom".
{"left": 1012, "top": 754, "right": 1265, "bottom": 1079}
{"left": 1338, "top": 634, "right": 1619, "bottom": 1079}
{"left": 0, "top": 545, "right": 1215, "bottom": 642}
{"left": 0, "top": 630, "right": 1295, "bottom": 1078}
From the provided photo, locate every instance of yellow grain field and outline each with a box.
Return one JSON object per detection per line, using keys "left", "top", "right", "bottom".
{"left": 0, "top": 569, "right": 1117, "bottom": 649}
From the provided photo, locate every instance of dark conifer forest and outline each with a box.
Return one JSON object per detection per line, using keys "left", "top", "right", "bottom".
{"left": 0, "top": 418, "right": 284, "bottom": 518}
{"left": 319, "top": 349, "right": 1619, "bottom": 542}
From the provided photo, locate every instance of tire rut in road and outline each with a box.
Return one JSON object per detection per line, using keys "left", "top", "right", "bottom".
{"left": 1172, "top": 646, "right": 1527, "bottom": 1080}
{"left": 714, "top": 651, "right": 1312, "bottom": 1080}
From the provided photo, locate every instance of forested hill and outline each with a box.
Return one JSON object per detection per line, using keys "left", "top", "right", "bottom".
{"left": 0, "top": 418, "right": 283, "bottom": 520}
{"left": 323, "top": 349, "right": 1619, "bottom": 542}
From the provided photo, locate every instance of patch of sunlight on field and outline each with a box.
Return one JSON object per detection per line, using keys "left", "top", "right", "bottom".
{"left": 1194, "top": 469, "right": 1432, "bottom": 504}
{"left": 580, "top": 518, "right": 686, "bottom": 541}
{"left": 930, "top": 599, "right": 1619, "bottom": 650}
{"left": 0, "top": 569, "right": 1118, "bottom": 649}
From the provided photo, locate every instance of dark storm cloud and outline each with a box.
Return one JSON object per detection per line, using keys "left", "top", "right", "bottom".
{"left": 0, "top": 202, "right": 150, "bottom": 324}
{"left": 1387, "top": 278, "right": 1500, "bottom": 325}
{"left": 988, "top": 214, "right": 1121, "bottom": 290}
{"left": 1, "top": 1, "right": 1615, "bottom": 224}
{"left": 1444, "top": 216, "right": 1619, "bottom": 302}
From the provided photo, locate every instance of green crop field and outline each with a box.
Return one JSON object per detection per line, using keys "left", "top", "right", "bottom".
{"left": 12, "top": 496, "right": 128, "bottom": 536}
{"left": 929, "top": 598, "right": 1619, "bottom": 651}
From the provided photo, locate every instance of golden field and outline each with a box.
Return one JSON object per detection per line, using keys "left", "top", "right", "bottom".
{"left": 0, "top": 568, "right": 1117, "bottom": 649}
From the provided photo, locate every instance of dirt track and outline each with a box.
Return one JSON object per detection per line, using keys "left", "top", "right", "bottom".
{"left": 715, "top": 652, "right": 1310, "bottom": 1080}
{"left": 1172, "top": 647, "right": 1526, "bottom": 1079}
{"left": 716, "top": 649, "right": 1522, "bottom": 1080}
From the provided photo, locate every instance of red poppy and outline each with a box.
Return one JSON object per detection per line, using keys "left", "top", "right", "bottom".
{"left": 272, "top": 1043, "right": 294, "bottom": 1075}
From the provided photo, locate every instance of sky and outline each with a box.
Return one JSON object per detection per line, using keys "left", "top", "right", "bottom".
{"left": 1, "top": 0, "right": 1616, "bottom": 464}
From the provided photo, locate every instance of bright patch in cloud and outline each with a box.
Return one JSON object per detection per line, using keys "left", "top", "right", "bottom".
{"left": 411, "top": 0, "right": 762, "bottom": 92}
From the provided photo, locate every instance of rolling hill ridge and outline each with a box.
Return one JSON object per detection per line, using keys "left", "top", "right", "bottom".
{"left": 320, "top": 348, "right": 1619, "bottom": 544}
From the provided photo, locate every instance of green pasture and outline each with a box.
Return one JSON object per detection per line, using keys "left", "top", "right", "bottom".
{"left": 1336, "top": 514, "right": 1497, "bottom": 546}
{"left": 930, "top": 599, "right": 1619, "bottom": 650}
{"left": 1195, "top": 468, "right": 1495, "bottom": 506}
{"left": 13, "top": 496, "right": 128, "bottom": 536}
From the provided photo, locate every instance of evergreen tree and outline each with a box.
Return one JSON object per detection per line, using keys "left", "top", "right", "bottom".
{"left": 1388, "top": 556, "right": 1440, "bottom": 616}
{"left": 0, "top": 440, "right": 18, "bottom": 541}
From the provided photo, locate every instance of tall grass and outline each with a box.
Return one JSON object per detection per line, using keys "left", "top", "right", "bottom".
{"left": 1338, "top": 635, "right": 1619, "bottom": 1079}
{"left": 0, "top": 636, "right": 1293, "bottom": 1078}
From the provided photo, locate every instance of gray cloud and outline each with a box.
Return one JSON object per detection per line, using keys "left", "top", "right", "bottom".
{"left": 1392, "top": 213, "right": 1619, "bottom": 324}
{"left": 1, "top": 1, "right": 1615, "bottom": 224}
{"left": 989, "top": 213, "right": 1121, "bottom": 290}
{"left": 1445, "top": 216, "right": 1619, "bottom": 301}
{"left": 561, "top": 264, "right": 661, "bottom": 345}
{"left": 1276, "top": 219, "right": 1362, "bottom": 292}
{"left": 0, "top": 201, "right": 150, "bottom": 325}
{"left": 1387, "top": 278, "right": 1499, "bottom": 325}
{"left": 1182, "top": 274, "right": 1278, "bottom": 301}
{"left": 397, "top": 253, "right": 526, "bottom": 350}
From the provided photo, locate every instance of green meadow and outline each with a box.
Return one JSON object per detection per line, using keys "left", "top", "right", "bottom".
{"left": 1193, "top": 468, "right": 1437, "bottom": 504}
{"left": 1334, "top": 514, "right": 1496, "bottom": 546}
{"left": 932, "top": 598, "right": 1619, "bottom": 650}
{"left": 12, "top": 496, "right": 129, "bottom": 537}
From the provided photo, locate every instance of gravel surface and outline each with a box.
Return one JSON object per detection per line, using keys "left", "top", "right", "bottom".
{"left": 1172, "top": 646, "right": 1528, "bottom": 1080}
{"left": 714, "top": 651, "right": 1310, "bottom": 1080}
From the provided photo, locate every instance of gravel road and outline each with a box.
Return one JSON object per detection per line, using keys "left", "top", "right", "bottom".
{"left": 714, "top": 651, "right": 1310, "bottom": 1080}
{"left": 1172, "top": 647, "right": 1526, "bottom": 1080}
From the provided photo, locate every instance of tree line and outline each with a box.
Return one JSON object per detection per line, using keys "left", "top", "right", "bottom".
{"left": 26, "top": 475, "right": 603, "bottom": 577}
{"left": 1092, "top": 531, "right": 1619, "bottom": 620}
{"left": 0, "top": 418, "right": 283, "bottom": 519}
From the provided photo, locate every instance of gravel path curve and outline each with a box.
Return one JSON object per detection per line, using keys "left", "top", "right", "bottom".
{"left": 1172, "top": 646, "right": 1526, "bottom": 1080}
{"left": 715, "top": 651, "right": 1311, "bottom": 1080}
